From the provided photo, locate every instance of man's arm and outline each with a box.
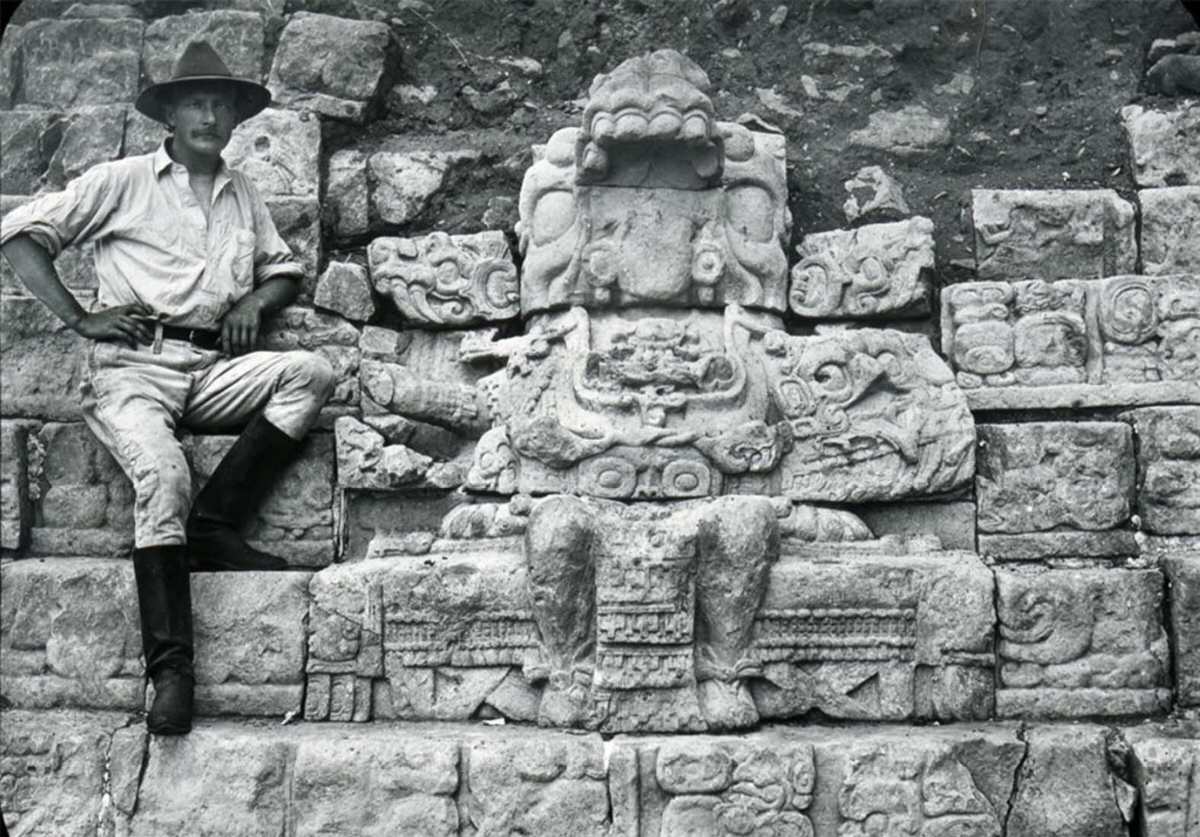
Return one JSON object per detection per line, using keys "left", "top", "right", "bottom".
{"left": 219, "top": 276, "right": 300, "bottom": 357}
{"left": 1, "top": 234, "right": 152, "bottom": 347}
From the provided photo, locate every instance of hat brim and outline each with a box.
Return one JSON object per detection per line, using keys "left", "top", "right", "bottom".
{"left": 135, "top": 76, "right": 272, "bottom": 124}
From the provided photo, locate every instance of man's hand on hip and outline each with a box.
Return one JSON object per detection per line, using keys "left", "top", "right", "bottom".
{"left": 220, "top": 294, "right": 266, "bottom": 356}
{"left": 73, "top": 303, "right": 155, "bottom": 348}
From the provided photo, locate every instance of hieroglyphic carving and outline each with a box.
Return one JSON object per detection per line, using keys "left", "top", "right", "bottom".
{"left": 368, "top": 231, "right": 519, "bottom": 327}
{"left": 996, "top": 568, "right": 1171, "bottom": 717}
{"left": 789, "top": 216, "right": 934, "bottom": 318}
{"left": 1127, "top": 408, "right": 1200, "bottom": 535}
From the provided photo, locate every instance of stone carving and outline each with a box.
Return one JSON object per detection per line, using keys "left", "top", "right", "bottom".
{"left": 842, "top": 164, "right": 911, "bottom": 224}
{"left": 970, "top": 189, "right": 1136, "bottom": 281}
{"left": 1140, "top": 187, "right": 1200, "bottom": 276}
{"left": 1121, "top": 103, "right": 1200, "bottom": 187}
{"left": 369, "top": 231, "right": 519, "bottom": 327}
{"left": 1128, "top": 407, "right": 1200, "bottom": 535}
{"left": 789, "top": 217, "right": 934, "bottom": 318}
{"left": 1128, "top": 729, "right": 1200, "bottom": 837}
{"left": 941, "top": 274, "right": 1200, "bottom": 408}
{"left": 996, "top": 568, "right": 1171, "bottom": 717}
{"left": 976, "top": 422, "right": 1134, "bottom": 534}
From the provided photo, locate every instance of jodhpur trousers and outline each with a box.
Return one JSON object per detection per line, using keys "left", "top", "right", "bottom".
{"left": 81, "top": 338, "right": 335, "bottom": 548}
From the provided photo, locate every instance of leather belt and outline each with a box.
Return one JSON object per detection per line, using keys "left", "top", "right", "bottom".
{"left": 158, "top": 324, "right": 221, "bottom": 350}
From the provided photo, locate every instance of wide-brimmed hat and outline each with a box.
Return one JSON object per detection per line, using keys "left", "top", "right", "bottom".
{"left": 135, "top": 40, "right": 271, "bottom": 124}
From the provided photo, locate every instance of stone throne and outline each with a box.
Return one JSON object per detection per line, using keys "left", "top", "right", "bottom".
{"left": 311, "top": 50, "right": 985, "bottom": 734}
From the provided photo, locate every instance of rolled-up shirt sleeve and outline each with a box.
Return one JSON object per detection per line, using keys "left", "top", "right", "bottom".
{"left": 0, "top": 164, "right": 121, "bottom": 256}
{"left": 244, "top": 178, "right": 304, "bottom": 285}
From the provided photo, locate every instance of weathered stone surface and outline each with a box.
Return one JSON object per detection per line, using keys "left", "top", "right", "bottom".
{"left": 1008, "top": 725, "right": 1131, "bottom": 837}
{"left": 1126, "top": 724, "right": 1200, "bottom": 837}
{"left": 18, "top": 19, "right": 143, "bottom": 108}
{"left": 970, "top": 189, "right": 1137, "bottom": 280}
{"left": 848, "top": 104, "right": 951, "bottom": 156}
{"left": 325, "top": 148, "right": 369, "bottom": 238}
{"left": 369, "top": 231, "right": 519, "bottom": 326}
{"left": 143, "top": 10, "right": 265, "bottom": 86}
{"left": 1164, "top": 556, "right": 1200, "bottom": 706}
{"left": 855, "top": 499, "right": 975, "bottom": 551}
{"left": 0, "top": 709, "right": 134, "bottom": 837}
{"left": 976, "top": 422, "right": 1134, "bottom": 534}
{"left": 62, "top": 3, "right": 138, "bottom": 18}
{"left": 0, "top": 24, "right": 21, "bottom": 109}
{"left": 191, "top": 571, "right": 311, "bottom": 715}
{"left": 996, "top": 567, "right": 1170, "bottom": 718}
{"left": 0, "top": 109, "right": 64, "bottom": 193}
{"left": 2, "top": 196, "right": 99, "bottom": 295}
{"left": 44, "top": 104, "right": 125, "bottom": 189}
{"left": 0, "top": 297, "right": 91, "bottom": 420}
{"left": 790, "top": 216, "right": 933, "bottom": 318}
{"left": 121, "top": 106, "right": 163, "bottom": 157}
{"left": 1128, "top": 407, "right": 1200, "bottom": 536}
{"left": 1122, "top": 102, "right": 1200, "bottom": 187}
{"left": 978, "top": 529, "right": 1138, "bottom": 561}
{"left": 1142, "top": 187, "right": 1200, "bottom": 275}
{"left": 0, "top": 421, "right": 33, "bottom": 550}
{"left": 369, "top": 149, "right": 480, "bottom": 225}
{"left": 268, "top": 12, "right": 391, "bottom": 122}
{"left": 462, "top": 731, "right": 611, "bottom": 836}
{"left": 261, "top": 305, "right": 360, "bottom": 424}
{"left": 264, "top": 196, "right": 322, "bottom": 296}
{"left": 314, "top": 261, "right": 375, "bottom": 323}
{"left": 943, "top": 275, "right": 1200, "bottom": 406}
{"left": 334, "top": 415, "right": 432, "bottom": 490}
{"left": 223, "top": 107, "right": 321, "bottom": 200}
{"left": 0, "top": 558, "right": 143, "bottom": 710}
{"left": 842, "top": 164, "right": 911, "bottom": 223}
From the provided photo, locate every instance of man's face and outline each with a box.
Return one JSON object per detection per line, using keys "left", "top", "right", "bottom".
{"left": 163, "top": 83, "right": 239, "bottom": 160}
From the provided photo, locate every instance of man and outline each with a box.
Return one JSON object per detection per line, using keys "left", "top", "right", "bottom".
{"left": 0, "top": 41, "right": 334, "bottom": 735}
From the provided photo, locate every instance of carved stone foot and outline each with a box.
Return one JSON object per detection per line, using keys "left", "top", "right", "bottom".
{"left": 537, "top": 671, "right": 595, "bottom": 728}
{"left": 697, "top": 678, "right": 759, "bottom": 731}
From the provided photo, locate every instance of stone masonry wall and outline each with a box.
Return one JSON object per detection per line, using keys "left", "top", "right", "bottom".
{"left": 1, "top": 0, "right": 1199, "bottom": 835}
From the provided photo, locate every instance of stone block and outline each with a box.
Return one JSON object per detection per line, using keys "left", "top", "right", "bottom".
{"left": 143, "top": 10, "right": 265, "bottom": 86}
{"left": 18, "top": 18, "right": 143, "bottom": 108}
{"left": 1129, "top": 407, "right": 1200, "bottom": 535}
{"left": 224, "top": 107, "right": 321, "bottom": 200}
{"left": 462, "top": 730, "right": 612, "bottom": 837}
{"left": 789, "top": 216, "right": 933, "bottom": 319}
{"left": 314, "top": 261, "right": 375, "bottom": 323}
{"left": 267, "top": 12, "right": 391, "bottom": 122}
{"left": 264, "top": 195, "right": 321, "bottom": 296}
{"left": 0, "top": 295, "right": 91, "bottom": 421}
{"left": 1126, "top": 724, "right": 1200, "bottom": 837}
{"left": 261, "top": 305, "right": 360, "bottom": 424}
{"left": 978, "top": 530, "right": 1138, "bottom": 561}
{"left": 325, "top": 148, "right": 369, "bottom": 238}
{"left": 848, "top": 104, "right": 950, "bottom": 156}
{"left": 369, "top": 231, "right": 520, "bottom": 326}
{"left": 996, "top": 567, "right": 1171, "bottom": 718}
{"left": 842, "top": 164, "right": 910, "bottom": 224}
{"left": 970, "top": 189, "right": 1136, "bottom": 280}
{"left": 0, "top": 558, "right": 144, "bottom": 710}
{"left": 191, "top": 571, "right": 311, "bottom": 715}
{"left": 1122, "top": 103, "right": 1200, "bottom": 187}
{"left": 0, "top": 24, "right": 21, "bottom": 109}
{"left": 368, "top": 149, "right": 480, "bottom": 225}
{"left": 334, "top": 416, "right": 432, "bottom": 490}
{"left": 0, "top": 109, "right": 64, "bottom": 193}
{"left": 1164, "top": 555, "right": 1200, "bottom": 706}
{"left": 976, "top": 422, "right": 1133, "bottom": 533}
{"left": 1, "top": 196, "right": 98, "bottom": 295}
{"left": 45, "top": 104, "right": 125, "bottom": 189}
{"left": 122, "top": 106, "right": 163, "bottom": 157}
{"left": 1008, "top": 725, "right": 1132, "bottom": 837}
{"left": 855, "top": 499, "right": 975, "bottom": 551}
{"left": 0, "top": 709, "right": 134, "bottom": 837}
{"left": 1, "top": 420, "right": 33, "bottom": 550}
{"left": 1142, "top": 187, "right": 1200, "bottom": 275}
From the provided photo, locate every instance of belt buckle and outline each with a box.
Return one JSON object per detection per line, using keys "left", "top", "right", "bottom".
{"left": 152, "top": 322, "right": 164, "bottom": 355}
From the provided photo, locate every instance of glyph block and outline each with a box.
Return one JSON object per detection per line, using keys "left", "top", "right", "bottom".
{"left": 1128, "top": 407, "right": 1200, "bottom": 535}
{"left": 1127, "top": 726, "right": 1200, "bottom": 837}
{"left": 1122, "top": 103, "right": 1200, "bottom": 187}
{"left": 1142, "top": 186, "right": 1200, "bottom": 276}
{"left": 224, "top": 108, "right": 321, "bottom": 200}
{"left": 1163, "top": 556, "right": 1200, "bottom": 705}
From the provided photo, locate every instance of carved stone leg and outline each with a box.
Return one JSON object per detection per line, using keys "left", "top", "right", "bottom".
{"left": 693, "top": 495, "right": 778, "bottom": 730}
{"left": 524, "top": 495, "right": 597, "bottom": 727}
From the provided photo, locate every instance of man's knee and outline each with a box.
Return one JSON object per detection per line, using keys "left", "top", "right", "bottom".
{"left": 283, "top": 351, "right": 336, "bottom": 402}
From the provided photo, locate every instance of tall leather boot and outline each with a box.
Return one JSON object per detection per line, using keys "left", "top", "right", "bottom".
{"left": 187, "top": 413, "right": 297, "bottom": 572}
{"left": 132, "top": 545, "right": 194, "bottom": 735}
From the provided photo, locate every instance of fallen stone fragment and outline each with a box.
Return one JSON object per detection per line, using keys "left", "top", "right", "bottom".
{"left": 1122, "top": 102, "right": 1200, "bottom": 186}
{"left": 368, "top": 149, "right": 481, "bottom": 225}
{"left": 842, "top": 164, "right": 911, "bottom": 223}
{"left": 848, "top": 104, "right": 950, "bottom": 157}
{"left": 314, "top": 261, "right": 376, "bottom": 323}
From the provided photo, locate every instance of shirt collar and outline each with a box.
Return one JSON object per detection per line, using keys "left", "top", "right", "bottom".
{"left": 155, "top": 140, "right": 234, "bottom": 197}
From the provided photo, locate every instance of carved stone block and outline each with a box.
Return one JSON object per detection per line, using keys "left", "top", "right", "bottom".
{"left": 842, "top": 164, "right": 910, "bottom": 223}
{"left": 18, "top": 19, "right": 143, "bottom": 108}
{"left": 334, "top": 416, "right": 433, "bottom": 490}
{"left": 1142, "top": 187, "right": 1200, "bottom": 275}
{"left": 942, "top": 275, "right": 1200, "bottom": 408}
{"left": 190, "top": 572, "right": 311, "bottom": 716}
{"left": 1128, "top": 407, "right": 1200, "bottom": 536}
{"left": 223, "top": 108, "right": 321, "bottom": 200}
{"left": 1, "top": 420, "right": 32, "bottom": 550}
{"left": 369, "top": 231, "right": 520, "bottom": 326}
{"left": 995, "top": 568, "right": 1171, "bottom": 718}
{"left": 970, "top": 189, "right": 1136, "bottom": 280}
{"left": 314, "top": 261, "right": 375, "bottom": 323}
{"left": 976, "top": 422, "right": 1134, "bottom": 534}
{"left": 789, "top": 216, "right": 934, "bottom": 319}
{"left": 142, "top": 11, "right": 265, "bottom": 87}
{"left": 267, "top": 12, "right": 391, "bottom": 122}
{"left": 1127, "top": 725, "right": 1200, "bottom": 837}
{"left": 0, "top": 558, "right": 143, "bottom": 710}
{"left": 1164, "top": 556, "right": 1200, "bottom": 706}
{"left": 1122, "top": 103, "right": 1200, "bottom": 187}
{"left": 978, "top": 530, "right": 1138, "bottom": 561}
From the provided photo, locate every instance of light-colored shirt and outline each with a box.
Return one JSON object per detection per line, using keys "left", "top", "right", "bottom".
{"left": 0, "top": 142, "right": 302, "bottom": 329}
